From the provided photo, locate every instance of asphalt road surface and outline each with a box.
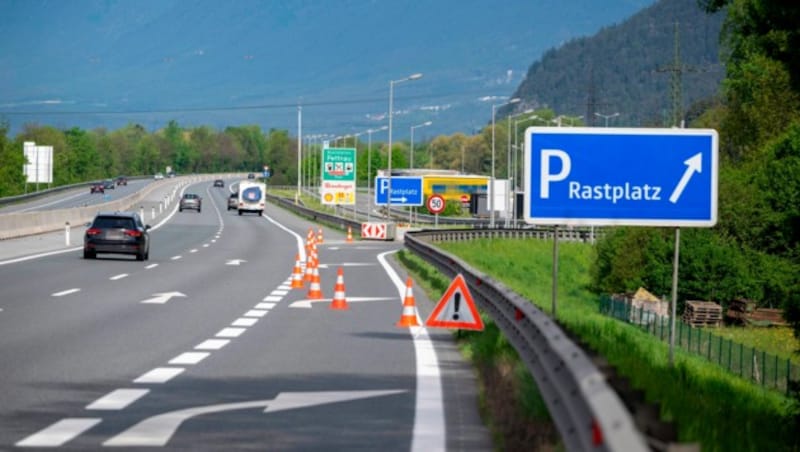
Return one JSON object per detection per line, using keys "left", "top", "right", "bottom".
{"left": 0, "top": 179, "right": 491, "bottom": 451}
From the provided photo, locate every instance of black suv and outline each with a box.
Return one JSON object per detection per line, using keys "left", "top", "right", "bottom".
{"left": 84, "top": 212, "right": 150, "bottom": 261}
{"left": 213, "top": 179, "right": 224, "bottom": 187}
{"left": 116, "top": 176, "right": 128, "bottom": 186}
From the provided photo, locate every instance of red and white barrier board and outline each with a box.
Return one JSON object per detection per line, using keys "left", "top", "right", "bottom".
{"left": 361, "top": 222, "right": 395, "bottom": 240}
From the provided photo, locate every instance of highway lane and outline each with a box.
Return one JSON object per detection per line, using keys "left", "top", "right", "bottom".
{"left": 0, "top": 179, "right": 491, "bottom": 450}
{"left": 0, "top": 179, "right": 153, "bottom": 214}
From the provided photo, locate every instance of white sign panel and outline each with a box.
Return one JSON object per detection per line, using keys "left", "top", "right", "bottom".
{"left": 23, "top": 142, "right": 53, "bottom": 184}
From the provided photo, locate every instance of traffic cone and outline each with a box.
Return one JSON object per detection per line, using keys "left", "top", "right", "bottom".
{"left": 329, "top": 267, "right": 349, "bottom": 310}
{"left": 396, "top": 277, "right": 420, "bottom": 327}
{"left": 304, "top": 248, "right": 316, "bottom": 282}
{"left": 307, "top": 265, "right": 323, "bottom": 299}
{"left": 306, "top": 228, "right": 315, "bottom": 251}
{"left": 290, "top": 254, "right": 304, "bottom": 289}
{"left": 317, "top": 227, "right": 324, "bottom": 245}
{"left": 346, "top": 225, "right": 354, "bottom": 243}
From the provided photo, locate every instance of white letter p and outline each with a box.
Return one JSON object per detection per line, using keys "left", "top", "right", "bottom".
{"left": 540, "top": 149, "right": 571, "bottom": 199}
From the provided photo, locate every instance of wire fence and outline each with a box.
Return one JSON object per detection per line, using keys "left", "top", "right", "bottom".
{"left": 599, "top": 295, "right": 799, "bottom": 395}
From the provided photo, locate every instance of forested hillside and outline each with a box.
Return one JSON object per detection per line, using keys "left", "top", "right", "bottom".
{"left": 506, "top": 0, "right": 725, "bottom": 127}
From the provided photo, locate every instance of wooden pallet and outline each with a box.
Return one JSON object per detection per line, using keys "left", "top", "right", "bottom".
{"left": 682, "top": 300, "right": 722, "bottom": 327}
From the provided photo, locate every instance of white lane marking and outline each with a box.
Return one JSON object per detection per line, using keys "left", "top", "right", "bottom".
{"left": 52, "top": 288, "right": 80, "bottom": 297}
{"left": 262, "top": 295, "right": 282, "bottom": 302}
{"left": 133, "top": 367, "right": 185, "bottom": 384}
{"left": 271, "top": 290, "right": 289, "bottom": 296}
{"left": 259, "top": 211, "right": 306, "bottom": 262}
{"left": 377, "top": 249, "right": 445, "bottom": 452}
{"left": 145, "top": 263, "right": 159, "bottom": 269}
{"left": 0, "top": 247, "right": 83, "bottom": 267}
{"left": 211, "top": 239, "right": 216, "bottom": 243}
{"left": 169, "top": 352, "right": 210, "bottom": 365}
{"left": 243, "top": 309, "right": 268, "bottom": 318}
{"left": 231, "top": 317, "right": 258, "bottom": 327}
{"left": 86, "top": 389, "right": 149, "bottom": 410}
{"left": 16, "top": 418, "right": 102, "bottom": 447}
{"left": 226, "top": 259, "right": 246, "bottom": 266}
{"left": 215, "top": 327, "right": 246, "bottom": 338}
{"left": 190, "top": 249, "right": 198, "bottom": 253}
{"left": 170, "top": 255, "right": 182, "bottom": 260}
{"left": 277, "top": 285, "right": 292, "bottom": 291}
{"left": 140, "top": 292, "right": 186, "bottom": 304}
{"left": 202, "top": 244, "right": 210, "bottom": 248}
{"left": 195, "top": 339, "right": 230, "bottom": 350}
{"left": 255, "top": 302, "right": 276, "bottom": 310}
{"left": 289, "top": 296, "right": 395, "bottom": 309}
{"left": 109, "top": 273, "right": 128, "bottom": 281}
{"left": 103, "top": 390, "right": 406, "bottom": 447}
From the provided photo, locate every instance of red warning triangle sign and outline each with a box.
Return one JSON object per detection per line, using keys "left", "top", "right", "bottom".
{"left": 425, "top": 274, "right": 484, "bottom": 331}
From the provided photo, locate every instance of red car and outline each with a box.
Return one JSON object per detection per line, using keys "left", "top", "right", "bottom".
{"left": 90, "top": 182, "right": 105, "bottom": 194}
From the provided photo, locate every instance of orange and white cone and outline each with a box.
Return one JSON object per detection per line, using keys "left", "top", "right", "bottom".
{"left": 290, "top": 254, "right": 304, "bottom": 289}
{"left": 317, "top": 227, "right": 324, "bottom": 245}
{"left": 346, "top": 225, "right": 354, "bottom": 243}
{"left": 329, "top": 267, "right": 349, "bottom": 310}
{"left": 305, "top": 243, "right": 317, "bottom": 282}
{"left": 307, "top": 265, "right": 323, "bottom": 299}
{"left": 396, "top": 277, "right": 420, "bottom": 327}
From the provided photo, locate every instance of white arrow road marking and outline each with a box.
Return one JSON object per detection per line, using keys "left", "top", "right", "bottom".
{"left": 52, "top": 288, "right": 80, "bottom": 297}
{"left": 225, "top": 259, "right": 246, "bottom": 266}
{"left": 289, "top": 296, "right": 396, "bottom": 309}
{"left": 102, "top": 390, "right": 406, "bottom": 447}
{"left": 140, "top": 292, "right": 187, "bottom": 304}
{"left": 16, "top": 418, "right": 102, "bottom": 447}
{"left": 669, "top": 153, "right": 702, "bottom": 203}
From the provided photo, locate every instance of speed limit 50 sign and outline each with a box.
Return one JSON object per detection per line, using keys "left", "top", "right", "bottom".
{"left": 427, "top": 194, "right": 446, "bottom": 214}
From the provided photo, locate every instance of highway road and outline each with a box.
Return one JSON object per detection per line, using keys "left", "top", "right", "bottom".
{"left": 0, "top": 179, "right": 153, "bottom": 214}
{"left": 0, "top": 179, "right": 491, "bottom": 450}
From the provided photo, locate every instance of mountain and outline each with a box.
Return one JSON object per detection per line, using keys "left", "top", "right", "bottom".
{"left": 504, "top": 0, "right": 726, "bottom": 127}
{"left": 0, "top": 0, "right": 656, "bottom": 138}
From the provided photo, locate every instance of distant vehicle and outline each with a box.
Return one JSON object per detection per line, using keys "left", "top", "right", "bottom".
{"left": 227, "top": 192, "right": 238, "bottom": 211}
{"left": 103, "top": 179, "right": 116, "bottom": 190}
{"left": 116, "top": 176, "right": 128, "bottom": 186}
{"left": 83, "top": 211, "right": 150, "bottom": 261}
{"left": 247, "top": 173, "right": 256, "bottom": 179}
{"left": 154, "top": 173, "right": 164, "bottom": 180}
{"left": 237, "top": 181, "right": 266, "bottom": 215}
{"left": 167, "top": 171, "right": 176, "bottom": 178}
{"left": 179, "top": 193, "right": 202, "bottom": 212}
{"left": 90, "top": 182, "right": 105, "bottom": 194}
{"left": 213, "top": 179, "right": 224, "bottom": 187}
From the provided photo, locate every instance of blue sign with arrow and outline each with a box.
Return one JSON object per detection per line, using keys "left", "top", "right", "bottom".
{"left": 524, "top": 127, "right": 718, "bottom": 227}
{"left": 374, "top": 176, "right": 423, "bottom": 206}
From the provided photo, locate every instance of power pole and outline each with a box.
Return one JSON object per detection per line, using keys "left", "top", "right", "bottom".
{"left": 657, "top": 22, "right": 693, "bottom": 128}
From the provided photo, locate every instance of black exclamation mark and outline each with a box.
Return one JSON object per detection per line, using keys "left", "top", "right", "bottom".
{"left": 453, "top": 292, "right": 461, "bottom": 320}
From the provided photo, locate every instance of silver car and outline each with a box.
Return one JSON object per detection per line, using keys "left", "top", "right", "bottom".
{"left": 227, "top": 192, "right": 238, "bottom": 211}
{"left": 179, "top": 193, "right": 202, "bottom": 212}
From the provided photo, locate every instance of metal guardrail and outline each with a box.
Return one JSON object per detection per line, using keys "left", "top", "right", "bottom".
{"left": 404, "top": 229, "right": 649, "bottom": 452}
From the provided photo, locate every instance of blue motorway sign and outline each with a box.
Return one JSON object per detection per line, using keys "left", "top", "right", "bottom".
{"left": 374, "top": 176, "right": 423, "bottom": 206}
{"left": 524, "top": 127, "right": 718, "bottom": 227}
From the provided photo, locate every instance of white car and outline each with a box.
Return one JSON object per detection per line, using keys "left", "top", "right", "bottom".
{"left": 154, "top": 173, "right": 164, "bottom": 180}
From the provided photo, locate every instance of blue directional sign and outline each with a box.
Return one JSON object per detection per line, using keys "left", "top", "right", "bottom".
{"left": 524, "top": 127, "right": 718, "bottom": 227}
{"left": 374, "top": 176, "right": 424, "bottom": 206}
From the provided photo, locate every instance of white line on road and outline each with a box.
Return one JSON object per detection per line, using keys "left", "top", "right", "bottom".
{"left": 243, "top": 309, "right": 268, "bottom": 317}
{"left": 109, "top": 273, "right": 128, "bottom": 281}
{"left": 133, "top": 367, "right": 185, "bottom": 384}
{"left": 145, "top": 263, "right": 159, "bottom": 270}
{"left": 271, "top": 289, "right": 289, "bottom": 296}
{"left": 16, "top": 418, "right": 102, "bottom": 447}
{"left": 170, "top": 255, "right": 182, "bottom": 260}
{"left": 52, "top": 288, "right": 80, "bottom": 297}
{"left": 255, "top": 302, "right": 276, "bottom": 310}
{"left": 169, "top": 352, "right": 210, "bottom": 365}
{"left": 277, "top": 285, "right": 291, "bottom": 291}
{"left": 231, "top": 317, "right": 258, "bottom": 327}
{"left": 86, "top": 388, "right": 150, "bottom": 410}
{"left": 202, "top": 244, "right": 210, "bottom": 247}
{"left": 262, "top": 296, "right": 282, "bottom": 302}
{"left": 195, "top": 339, "right": 230, "bottom": 350}
{"left": 215, "top": 327, "right": 246, "bottom": 338}
{"left": 190, "top": 249, "right": 198, "bottom": 253}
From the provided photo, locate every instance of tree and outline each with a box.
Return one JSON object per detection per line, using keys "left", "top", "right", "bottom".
{"left": 0, "top": 121, "right": 25, "bottom": 196}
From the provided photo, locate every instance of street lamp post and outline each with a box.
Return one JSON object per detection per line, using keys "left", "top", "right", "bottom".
{"left": 595, "top": 111, "right": 619, "bottom": 127}
{"left": 490, "top": 97, "right": 520, "bottom": 228}
{"left": 505, "top": 110, "right": 533, "bottom": 227}
{"left": 366, "top": 125, "right": 388, "bottom": 223}
{"left": 387, "top": 72, "right": 423, "bottom": 220}
{"left": 410, "top": 121, "right": 432, "bottom": 170}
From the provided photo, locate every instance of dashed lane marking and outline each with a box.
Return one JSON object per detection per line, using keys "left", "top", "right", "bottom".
{"left": 231, "top": 317, "right": 258, "bottom": 327}
{"left": 195, "top": 339, "right": 230, "bottom": 350}
{"left": 133, "top": 367, "right": 185, "bottom": 384}
{"left": 109, "top": 273, "right": 128, "bottom": 281}
{"left": 52, "top": 288, "right": 80, "bottom": 297}
{"left": 16, "top": 418, "right": 101, "bottom": 447}
{"left": 86, "top": 389, "right": 150, "bottom": 410}
{"left": 168, "top": 352, "right": 210, "bottom": 365}
{"left": 215, "top": 327, "right": 246, "bottom": 338}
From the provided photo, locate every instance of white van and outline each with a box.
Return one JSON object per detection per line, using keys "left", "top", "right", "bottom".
{"left": 237, "top": 181, "right": 266, "bottom": 216}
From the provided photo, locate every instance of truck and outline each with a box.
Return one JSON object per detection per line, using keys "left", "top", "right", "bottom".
{"left": 236, "top": 180, "right": 266, "bottom": 216}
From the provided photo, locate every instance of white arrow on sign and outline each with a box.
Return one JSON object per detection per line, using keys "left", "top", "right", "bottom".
{"left": 669, "top": 153, "right": 702, "bottom": 204}
{"left": 140, "top": 292, "right": 187, "bottom": 304}
{"left": 390, "top": 196, "right": 408, "bottom": 203}
{"left": 103, "top": 389, "right": 406, "bottom": 446}
{"left": 226, "top": 259, "right": 247, "bottom": 266}
{"left": 289, "top": 296, "right": 395, "bottom": 309}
